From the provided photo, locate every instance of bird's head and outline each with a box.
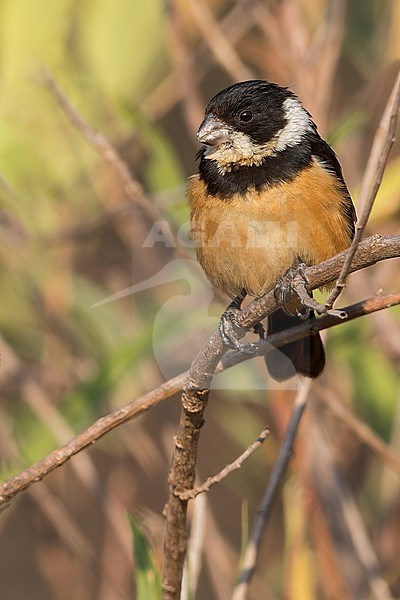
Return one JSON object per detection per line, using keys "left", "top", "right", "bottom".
{"left": 197, "top": 80, "right": 315, "bottom": 172}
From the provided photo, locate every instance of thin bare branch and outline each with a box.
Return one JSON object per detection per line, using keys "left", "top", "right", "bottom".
{"left": 325, "top": 70, "right": 400, "bottom": 308}
{"left": 0, "top": 335, "right": 97, "bottom": 491}
{"left": 236, "top": 234, "right": 400, "bottom": 333}
{"left": 319, "top": 390, "right": 400, "bottom": 476}
{"left": 220, "top": 290, "right": 400, "bottom": 374}
{"left": 42, "top": 71, "right": 189, "bottom": 257}
{"left": 168, "top": 0, "right": 205, "bottom": 135}
{"left": 0, "top": 235, "right": 399, "bottom": 512}
{"left": 144, "top": 1, "right": 255, "bottom": 121}
{"left": 311, "top": 425, "right": 393, "bottom": 600}
{"left": 186, "top": 0, "right": 254, "bottom": 82}
{"left": 42, "top": 72, "right": 233, "bottom": 305}
{"left": 162, "top": 230, "right": 400, "bottom": 599}
{"left": 231, "top": 380, "right": 313, "bottom": 600}
{"left": 179, "top": 428, "right": 270, "bottom": 501}
{"left": 181, "top": 492, "right": 207, "bottom": 599}
{"left": 309, "top": 0, "right": 346, "bottom": 130}
{"left": 0, "top": 373, "right": 186, "bottom": 511}
{"left": 1, "top": 287, "right": 397, "bottom": 515}
{"left": 358, "top": 72, "right": 400, "bottom": 215}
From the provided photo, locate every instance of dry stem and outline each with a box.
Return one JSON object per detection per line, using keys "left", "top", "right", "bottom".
{"left": 179, "top": 427, "right": 269, "bottom": 501}
{"left": 186, "top": 0, "right": 253, "bottom": 82}
{"left": 319, "top": 390, "right": 400, "bottom": 476}
{"left": 43, "top": 71, "right": 189, "bottom": 258}
{"left": 162, "top": 390, "right": 210, "bottom": 599}
{"left": 161, "top": 237, "right": 400, "bottom": 598}
{"left": 231, "top": 380, "right": 313, "bottom": 600}
{"left": 0, "top": 236, "right": 399, "bottom": 512}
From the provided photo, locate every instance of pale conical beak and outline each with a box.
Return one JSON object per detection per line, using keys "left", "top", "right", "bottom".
{"left": 197, "top": 114, "right": 232, "bottom": 146}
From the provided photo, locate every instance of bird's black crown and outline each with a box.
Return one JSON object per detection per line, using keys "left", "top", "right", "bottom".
{"left": 204, "top": 80, "right": 300, "bottom": 145}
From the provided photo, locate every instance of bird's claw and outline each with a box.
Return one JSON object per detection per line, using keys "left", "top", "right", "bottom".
{"left": 219, "top": 308, "right": 258, "bottom": 355}
{"left": 274, "top": 262, "right": 311, "bottom": 317}
{"left": 295, "top": 305, "right": 311, "bottom": 320}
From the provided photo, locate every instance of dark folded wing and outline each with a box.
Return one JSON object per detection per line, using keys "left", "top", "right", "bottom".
{"left": 310, "top": 136, "right": 357, "bottom": 240}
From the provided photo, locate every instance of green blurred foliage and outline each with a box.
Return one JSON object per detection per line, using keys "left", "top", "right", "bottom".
{"left": 329, "top": 317, "right": 400, "bottom": 440}
{"left": 129, "top": 514, "right": 162, "bottom": 600}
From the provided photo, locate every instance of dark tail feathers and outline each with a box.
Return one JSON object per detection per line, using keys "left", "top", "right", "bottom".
{"left": 264, "top": 309, "right": 325, "bottom": 381}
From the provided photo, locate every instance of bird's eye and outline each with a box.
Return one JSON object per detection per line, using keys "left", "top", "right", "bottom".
{"left": 239, "top": 110, "right": 253, "bottom": 122}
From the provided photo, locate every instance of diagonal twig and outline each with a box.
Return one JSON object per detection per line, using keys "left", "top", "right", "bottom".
{"left": 186, "top": 0, "right": 254, "bottom": 82}
{"left": 42, "top": 71, "right": 232, "bottom": 304}
{"left": 308, "top": 0, "right": 346, "bottom": 132}
{"left": 167, "top": 0, "right": 205, "bottom": 136}
{"left": 319, "top": 389, "right": 400, "bottom": 476}
{"left": 0, "top": 373, "right": 186, "bottom": 511}
{"left": 0, "top": 288, "right": 399, "bottom": 513}
{"left": 42, "top": 71, "right": 190, "bottom": 258}
{"left": 179, "top": 427, "right": 270, "bottom": 501}
{"left": 162, "top": 236, "right": 400, "bottom": 599}
{"left": 311, "top": 425, "right": 393, "bottom": 600}
{"left": 0, "top": 235, "right": 399, "bottom": 513}
{"left": 144, "top": 1, "right": 256, "bottom": 121}
{"left": 231, "top": 380, "right": 313, "bottom": 600}
{"left": 325, "top": 70, "right": 400, "bottom": 308}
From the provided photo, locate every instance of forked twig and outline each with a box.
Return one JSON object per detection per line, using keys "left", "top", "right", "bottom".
{"left": 163, "top": 233, "right": 400, "bottom": 598}
{"left": 179, "top": 428, "right": 270, "bottom": 500}
{"left": 1, "top": 237, "right": 399, "bottom": 513}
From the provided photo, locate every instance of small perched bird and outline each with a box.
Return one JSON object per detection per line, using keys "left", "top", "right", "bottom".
{"left": 188, "top": 80, "right": 356, "bottom": 380}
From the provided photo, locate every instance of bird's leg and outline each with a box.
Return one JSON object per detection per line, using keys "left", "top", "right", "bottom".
{"left": 275, "top": 262, "right": 347, "bottom": 319}
{"left": 274, "top": 263, "right": 311, "bottom": 319}
{"left": 219, "top": 289, "right": 258, "bottom": 354}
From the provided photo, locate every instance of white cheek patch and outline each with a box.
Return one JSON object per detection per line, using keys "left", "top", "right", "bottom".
{"left": 275, "top": 97, "right": 312, "bottom": 152}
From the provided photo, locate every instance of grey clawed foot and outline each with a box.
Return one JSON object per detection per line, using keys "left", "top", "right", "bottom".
{"left": 274, "top": 263, "right": 311, "bottom": 319}
{"left": 275, "top": 262, "right": 348, "bottom": 319}
{"left": 219, "top": 289, "right": 258, "bottom": 355}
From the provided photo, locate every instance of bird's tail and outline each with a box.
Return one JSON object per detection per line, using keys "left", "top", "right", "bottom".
{"left": 264, "top": 309, "right": 325, "bottom": 381}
